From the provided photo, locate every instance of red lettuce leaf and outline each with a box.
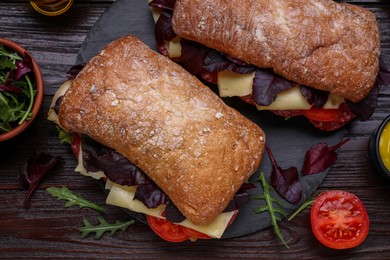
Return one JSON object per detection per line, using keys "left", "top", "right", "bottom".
{"left": 223, "top": 191, "right": 251, "bottom": 212}
{"left": 13, "top": 52, "right": 33, "bottom": 80}
{"left": 67, "top": 64, "right": 84, "bottom": 80}
{"left": 266, "top": 146, "right": 302, "bottom": 204}
{"left": 179, "top": 39, "right": 210, "bottom": 75}
{"left": 155, "top": 11, "right": 176, "bottom": 57}
{"left": 302, "top": 138, "right": 350, "bottom": 175}
{"left": 134, "top": 184, "right": 169, "bottom": 209}
{"left": 18, "top": 151, "right": 62, "bottom": 206}
{"left": 165, "top": 200, "right": 186, "bottom": 223}
{"left": 345, "top": 81, "right": 380, "bottom": 121}
{"left": 149, "top": 0, "right": 176, "bottom": 10}
{"left": 52, "top": 95, "right": 64, "bottom": 115}
{"left": 203, "top": 50, "right": 256, "bottom": 74}
{"left": 376, "top": 55, "right": 390, "bottom": 86}
{"left": 81, "top": 136, "right": 152, "bottom": 186}
{"left": 299, "top": 85, "right": 328, "bottom": 108}
{"left": 252, "top": 69, "right": 294, "bottom": 106}
{"left": 164, "top": 183, "right": 255, "bottom": 223}
{"left": 345, "top": 57, "right": 390, "bottom": 121}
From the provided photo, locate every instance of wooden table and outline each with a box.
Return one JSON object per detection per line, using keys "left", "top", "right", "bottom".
{"left": 1, "top": 0, "right": 390, "bottom": 259}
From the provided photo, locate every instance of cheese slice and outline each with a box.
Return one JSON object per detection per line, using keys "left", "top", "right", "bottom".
{"left": 323, "top": 94, "right": 345, "bottom": 109}
{"left": 106, "top": 181, "right": 166, "bottom": 218}
{"left": 147, "top": 0, "right": 161, "bottom": 23}
{"left": 218, "top": 70, "right": 254, "bottom": 97}
{"left": 166, "top": 36, "right": 182, "bottom": 58}
{"left": 106, "top": 181, "right": 235, "bottom": 238}
{"left": 256, "top": 86, "right": 312, "bottom": 110}
{"left": 218, "top": 70, "right": 344, "bottom": 110}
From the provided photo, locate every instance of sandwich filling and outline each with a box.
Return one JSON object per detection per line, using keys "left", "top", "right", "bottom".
{"left": 149, "top": 0, "right": 389, "bottom": 131}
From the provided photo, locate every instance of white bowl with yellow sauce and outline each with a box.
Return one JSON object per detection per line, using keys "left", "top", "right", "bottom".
{"left": 370, "top": 115, "right": 390, "bottom": 180}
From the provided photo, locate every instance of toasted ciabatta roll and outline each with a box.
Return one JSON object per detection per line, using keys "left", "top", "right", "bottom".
{"left": 58, "top": 35, "right": 265, "bottom": 226}
{"left": 172, "top": 0, "right": 380, "bottom": 103}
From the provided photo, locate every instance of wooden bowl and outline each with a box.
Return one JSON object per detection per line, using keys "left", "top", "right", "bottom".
{"left": 0, "top": 38, "right": 44, "bottom": 142}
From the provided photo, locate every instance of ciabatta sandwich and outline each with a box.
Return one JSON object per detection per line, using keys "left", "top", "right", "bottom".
{"left": 150, "top": 0, "right": 387, "bottom": 131}
{"left": 48, "top": 35, "right": 265, "bottom": 241}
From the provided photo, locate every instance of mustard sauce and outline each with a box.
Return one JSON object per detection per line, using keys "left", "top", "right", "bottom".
{"left": 379, "top": 122, "right": 390, "bottom": 171}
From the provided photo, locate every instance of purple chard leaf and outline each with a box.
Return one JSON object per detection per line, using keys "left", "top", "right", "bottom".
{"left": 302, "top": 138, "right": 350, "bottom": 175}
{"left": 266, "top": 146, "right": 302, "bottom": 204}
{"left": 18, "top": 151, "right": 62, "bottom": 207}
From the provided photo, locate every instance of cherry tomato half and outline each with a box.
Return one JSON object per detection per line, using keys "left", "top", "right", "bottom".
{"left": 146, "top": 215, "right": 214, "bottom": 242}
{"left": 147, "top": 215, "right": 189, "bottom": 242}
{"left": 301, "top": 104, "right": 347, "bottom": 122}
{"left": 181, "top": 226, "right": 212, "bottom": 240}
{"left": 310, "top": 190, "right": 369, "bottom": 249}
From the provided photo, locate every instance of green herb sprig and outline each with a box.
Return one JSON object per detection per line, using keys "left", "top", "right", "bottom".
{"left": 47, "top": 186, "right": 135, "bottom": 239}
{"left": 46, "top": 186, "right": 105, "bottom": 213}
{"left": 252, "top": 172, "right": 289, "bottom": 248}
{"left": 80, "top": 216, "right": 135, "bottom": 239}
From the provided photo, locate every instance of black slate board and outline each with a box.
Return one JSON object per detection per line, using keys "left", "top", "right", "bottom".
{"left": 76, "top": 0, "right": 345, "bottom": 239}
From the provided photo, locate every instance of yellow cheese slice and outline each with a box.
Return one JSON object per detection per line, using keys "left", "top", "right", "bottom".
{"left": 217, "top": 71, "right": 344, "bottom": 110}
{"left": 166, "top": 36, "right": 182, "bottom": 58}
{"left": 106, "top": 181, "right": 235, "bottom": 238}
{"left": 147, "top": 0, "right": 161, "bottom": 23}
{"left": 217, "top": 70, "right": 254, "bottom": 97}
{"left": 106, "top": 181, "right": 166, "bottom": 218}
{"left": 256, "top": 86, "right": 312, "bottom": 110}
{"left": 323, "top": 94, "right": 345, "bottom": 109}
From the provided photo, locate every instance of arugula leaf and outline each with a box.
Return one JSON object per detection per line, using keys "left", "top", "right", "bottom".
{"left": 0, "top": 44, "right": 36, "bottom": 133}
{"left": 0, "top": 44, "right": 22, "bottom": 61}
{"left": 252, "top": 172, "right": 289, "bottom": 248}
{"left": 80, "top": 216, "right": 135, "bottom": 239}
{"left": 287, "top": 197, "right": 315, "bottom": 221}
{"left": 46, "top": 186, "right": 105, "bottom": 213}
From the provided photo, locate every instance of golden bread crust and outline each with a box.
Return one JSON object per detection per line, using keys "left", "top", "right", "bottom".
{"left": 172, "top": 0, "right": 380, "bottom": 102}
{"left": 58, "top": 35, "right": 265, "bottom": 225}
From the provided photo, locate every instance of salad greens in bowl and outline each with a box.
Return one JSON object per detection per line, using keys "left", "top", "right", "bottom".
{"left": 0, "top": 38, "right": 43, "bottom": 141}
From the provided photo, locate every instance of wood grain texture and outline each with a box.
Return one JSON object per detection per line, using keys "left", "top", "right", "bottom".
{"left": 0, "top": 1, "right": 390, "bottom": 259}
